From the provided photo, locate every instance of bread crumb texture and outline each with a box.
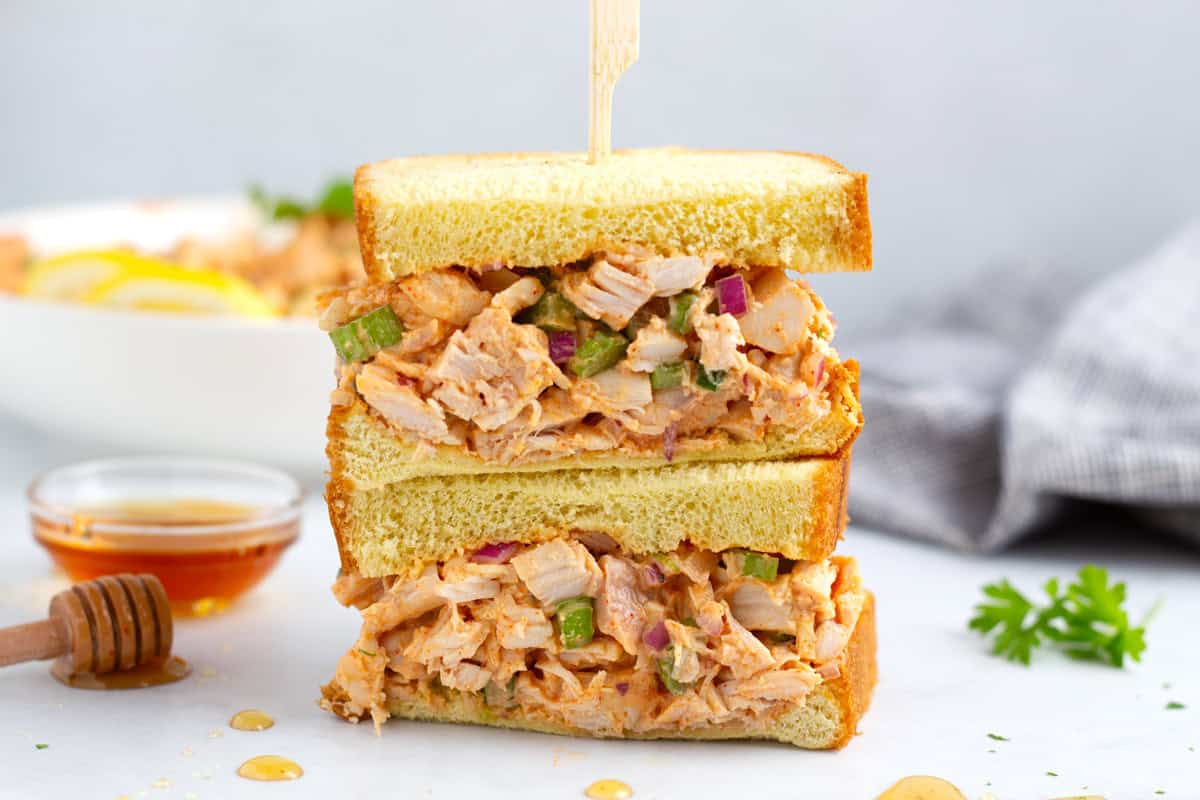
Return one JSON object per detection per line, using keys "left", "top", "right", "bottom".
{"left": 329, "top": 453, "right": 850, "bottom": 578}
{"left": 356, "top": 148, "right": 871, "bottom": 280}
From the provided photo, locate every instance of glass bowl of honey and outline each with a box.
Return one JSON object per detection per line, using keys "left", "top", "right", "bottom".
{"left": 29, "top": 457, "right": 302, "bottom": 616}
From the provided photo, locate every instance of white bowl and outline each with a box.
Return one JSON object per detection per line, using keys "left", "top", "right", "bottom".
{"left": 0, "top": 198, "right": 333, "bottom": 477}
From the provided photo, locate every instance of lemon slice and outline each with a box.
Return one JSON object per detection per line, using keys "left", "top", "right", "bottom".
{"left": 25, "top": 249, "right": 278, "bottom": 318}
{"left": 23, "top": 250, "right": 145, "bottom": 301}
{"left": 83, "top": 263, "right": 278, "bottom": 318}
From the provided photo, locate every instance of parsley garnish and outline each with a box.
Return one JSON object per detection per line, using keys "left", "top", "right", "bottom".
{"left": 987, "top": 733, "right": 1009, "bottom": 741}
{"left": 1045, "top": 771, "right": 1058, "bottom": 777}
{"left": 357, "top": 648, "right": 377, "bottom": 658}
{"left": 1166, "top": 701, "right": 1186, "bottom": 710}
{"left": 968, "top": 565, "right": 1149, "bottom": 667}
{"left": 249, "top": 178, "right": 354, "bottom": 221}
{"left": 34, "top": 743, "right": 48, "bottom": 750}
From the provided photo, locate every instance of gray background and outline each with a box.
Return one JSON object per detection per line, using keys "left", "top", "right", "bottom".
{"left": 2, "top": 0, "right": 1198, "bottom": 328}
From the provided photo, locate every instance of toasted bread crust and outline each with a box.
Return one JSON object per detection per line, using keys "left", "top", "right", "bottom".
{"left": 353, "top": 148, "right": 871, "bottom": 281}
{"left": 320, "top": 589, "right": 876, "bottom": 749}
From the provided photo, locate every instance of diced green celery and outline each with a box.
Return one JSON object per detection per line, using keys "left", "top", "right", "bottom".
{"left": 329, "top": 325, "right": 369, "bottom": 362}
{"left": 656, "top": 646, "right": 691, "bottom": 695}
{"left": 732, "top": 550, "right": 779, "bottom": 581}
{"left": 681, "top": 617, "right": 699, "bottom": 628}
{"left": 650, "top": 362, "right": 685, "bottom": 391}
{"left": 555, "top": 596, "right": 595, "bottom": 649}
{"left": 569, "top": 330, "right": 628, "bottom": 378}
{"left": 519, "top": 290, "right": 578, "bottom": 332}
{"left": 329, "top": 305, "right": 404, "bottom": 362}
{"left": 667, "top": 292, "right": 697, "bottom": 335}
{"left": 695, "top": 363, "right": 726, "bottom": 391}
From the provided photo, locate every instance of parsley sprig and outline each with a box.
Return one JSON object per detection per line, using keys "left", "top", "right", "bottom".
{"left": 968, "top": 565, "right": 1150, "bottom": 667}
{"left": 249, "top": 178, "right": 354, "bottom": 221}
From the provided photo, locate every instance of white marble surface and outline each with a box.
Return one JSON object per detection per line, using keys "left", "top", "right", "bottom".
{"left": 0, "top": 420, "right": 1196, "bottom": 800}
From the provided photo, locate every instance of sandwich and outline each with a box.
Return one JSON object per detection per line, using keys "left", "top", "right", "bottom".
{"left": 319, "top": 149, "right": 869, "bottom": 485}
{"left": 318, "top": 148, "right": 876, "bottom": 749}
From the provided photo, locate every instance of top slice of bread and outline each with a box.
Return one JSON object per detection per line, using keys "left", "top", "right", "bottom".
{"left": 355, "top": 148, "right": 871, "bottom": 282}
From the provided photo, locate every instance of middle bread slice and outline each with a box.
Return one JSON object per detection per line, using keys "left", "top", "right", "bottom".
{"left": 327, "top": 449, "right": 852, "bottom": 579}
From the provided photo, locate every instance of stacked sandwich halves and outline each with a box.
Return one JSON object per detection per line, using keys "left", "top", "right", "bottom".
{"left": 318, "top": 149, "right": 876, "bottom": 749}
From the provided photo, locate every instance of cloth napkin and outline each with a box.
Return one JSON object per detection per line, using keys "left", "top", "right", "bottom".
{"left": 844, "top": 223, "right": 1200, "bottom": 551}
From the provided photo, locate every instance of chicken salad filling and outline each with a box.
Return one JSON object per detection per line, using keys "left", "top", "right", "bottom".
{"left": 323, "top": 536, "right": 866, "bottom": 735}
{"left": 318, "top": 247, "right": 841, "bottom": 465}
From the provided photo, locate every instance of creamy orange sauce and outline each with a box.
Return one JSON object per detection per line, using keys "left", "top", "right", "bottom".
{"left": 237, "top": 755, "right": 303, "bottom": 781}
{"left": 876, "top": 776, "right": 965, "bottom": 800}
{"left": 229, "top": 709, "right": 275, "bottom": 731}
{"left": 32, "top": 498, "right": 298, "bottom": 616}
{"left": 584, "top": 779, "right": 633, "bottom": 800}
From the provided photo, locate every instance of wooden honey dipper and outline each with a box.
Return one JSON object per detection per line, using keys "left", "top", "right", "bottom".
{"left": 0, "top": 573, "right": 176, "bottom": 681}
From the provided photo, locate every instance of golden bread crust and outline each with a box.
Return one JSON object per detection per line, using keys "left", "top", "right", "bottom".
{"left": 353, "top": 148, "right": 871, "bottom": 281}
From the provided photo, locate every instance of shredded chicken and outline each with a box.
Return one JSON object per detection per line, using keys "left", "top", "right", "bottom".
{"left": 511, "top": 540, "right": 603, "bottom": 606}
{"left": 356, "top": 363, "right": 460, "bottom": 444}
{"left": 427, "top": 308, "right": 566, "bottom": 431}
{"left": 626, "top": 317, "right": 688, "bottom": 372}
{"left": 694, "top": 311, "right": 748, "bottom": 373}
{"left": 0, "top": 235, "right": 29, "bottom": 294}
{"left": 325, "top": 539, "right": 866, "bottom": 736}
{"left": 630, "top": 255, "right": 714, "bottom": 297}
{"left": 325, "top": 254, "right": 839, "bottom": 466}
{"left": 560, "top": 258, "right": 655, "bottom": 329}
{"left": 737, "top": 270, "right": 816, "bottom": 354}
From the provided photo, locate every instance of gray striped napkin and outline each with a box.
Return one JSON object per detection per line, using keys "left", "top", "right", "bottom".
{"left": 843, "top": 223, "right": 1200, "bottom": 550}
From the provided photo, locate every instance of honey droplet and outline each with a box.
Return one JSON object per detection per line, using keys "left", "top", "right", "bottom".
{"left": 229, "top": 709, "right": 275, "bottom": 731}
{"left": 237, "top": 755, "right": 303, "bottom": 782}
{"left": 877, "top": 776, "right": 966, "bottom": 800}
{"left": 584, "top": 779, "right": 633, "bottom": 800}
{"left": 53, "top": 656, "right": 191, "bottom": 690}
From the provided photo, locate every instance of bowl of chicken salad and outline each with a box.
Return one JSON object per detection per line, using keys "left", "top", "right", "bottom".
{"left": 0, "top": 182, "right": 360, "bottom": 474}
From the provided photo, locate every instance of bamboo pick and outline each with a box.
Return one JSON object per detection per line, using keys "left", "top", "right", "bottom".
{"left": 589, "top": 0, "right": 640, "bottom": 163}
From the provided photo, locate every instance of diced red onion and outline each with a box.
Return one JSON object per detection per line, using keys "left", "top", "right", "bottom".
{"left": 816, "top": 662, "right": 841, "bottom": 680}
{"left": 643, "top": 620, "right": 669, "bottom": 651}
{"left": 395, "top": 375, "right": 417, "bottom": 388}
{"left": 548, "top": 331, "right": 576, "bottom": 364}
{"left": 644, "top": 562, "right": 666, "bottom": 585}
{"left": 715, "top": 274, "right": 748, "bottom": 316}
{"left": 615, "top": 682, "right": 630, "bottom": 696}
{"left": 663, "top": 422, "right": 677, "bottom": 462}
{"left": 813, "top": 356, "right": 826, "bottom": 387}
{"left": 470, "top": 541, "right": 519, "bottom": 564}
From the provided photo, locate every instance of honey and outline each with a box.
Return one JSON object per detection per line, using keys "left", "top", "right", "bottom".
{"left": 876, "top": 776, "right": 966, "bottom": 800}
{"left": 32, "top": 498, "right": 299, "bottom": 616}
{"left": 52, "top": 655, "right": 191, "bottom": 690}
{"left": 229, "top": 709, "right": 275, "bottom": 731}
{"left": 584, "top": 779, "right": 633, "bottom": 800}
{"left": 237, "top": 755, "right": 303, "bottom": 781}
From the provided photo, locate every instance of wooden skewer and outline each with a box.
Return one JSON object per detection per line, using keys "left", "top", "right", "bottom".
{"left": 589, "top": 0, "right": 640, "bottom": 163}
{"left": 0, "top": 574, "right": 173, "bottom": 675}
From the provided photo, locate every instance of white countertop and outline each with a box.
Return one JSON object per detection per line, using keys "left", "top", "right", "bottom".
{"left": 1, "top": 421, "right": 1196, "bottom": 800}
